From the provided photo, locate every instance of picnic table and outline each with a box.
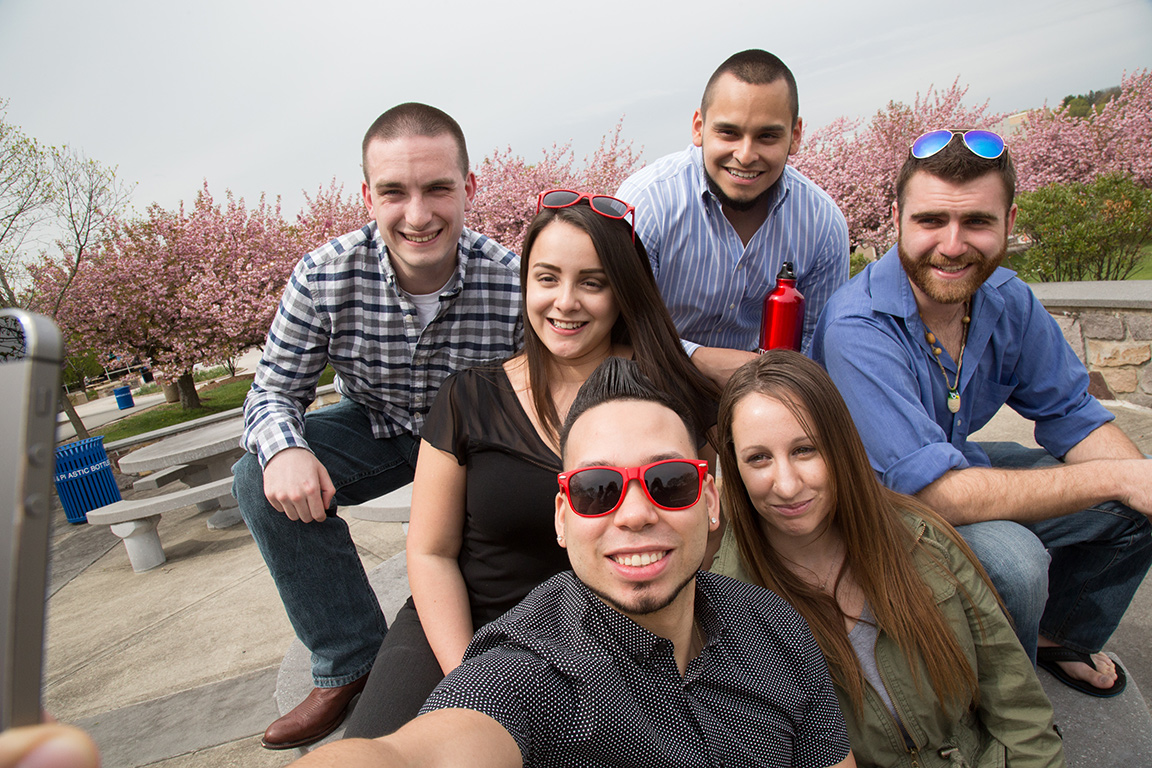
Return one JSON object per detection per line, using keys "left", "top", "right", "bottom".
{"left": 116, "top": 417, "right": 246, "bottom": 526}
{"left": 87, "top": 418, "right": 247, "bottom": 571}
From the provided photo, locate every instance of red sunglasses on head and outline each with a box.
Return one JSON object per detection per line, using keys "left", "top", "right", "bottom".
{"left": 557, "top": 459, "right": 709, "bottom": 518}
{"left": 537, "top": 189, "right": 636, "bottom": 242}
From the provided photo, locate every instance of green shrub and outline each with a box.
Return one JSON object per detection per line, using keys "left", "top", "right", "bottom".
{"left": 849, "top": 250, "right": 873, "bottom": 279}
{"left": 193, "top": 364, "right": 230, "bottom": 382}
{"left": 1014, "top": 174, "right": 1152, "bottom": 282}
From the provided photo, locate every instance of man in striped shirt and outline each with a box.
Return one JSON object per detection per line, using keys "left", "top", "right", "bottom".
{"left": 617, "top": 49, "right": 849, "bottom": 385}
{"left": 233, "top": 103, "right": 522, "bottom": 750}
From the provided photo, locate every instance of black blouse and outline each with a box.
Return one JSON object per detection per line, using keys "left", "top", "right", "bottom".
{"left": 421, "top": 365, "right": 570, "bottom": 628}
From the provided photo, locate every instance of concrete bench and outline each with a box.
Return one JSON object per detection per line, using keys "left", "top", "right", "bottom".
{"left": 85, "top": 476, "right": 235, "bottom": 572}
{"left": 1038, "top": 656, "right": 1152, "bottom": 766}
{"left": 131, "top": 463, "right": 207, "bottom": 492}
{"left": 345, "top": 483, "right": 413, "bottom": 523}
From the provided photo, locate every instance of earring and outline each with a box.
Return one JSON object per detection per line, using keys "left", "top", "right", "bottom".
{"left": 710, "top": 518, "right": 717, "bottom": 525}
{"left": 556, "top": 535, "right": 563, "bottom": 543}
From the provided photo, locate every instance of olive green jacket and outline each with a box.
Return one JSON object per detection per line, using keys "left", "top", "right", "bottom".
{"left": 713, "top": 514, "right": 1065, "bottom": 768}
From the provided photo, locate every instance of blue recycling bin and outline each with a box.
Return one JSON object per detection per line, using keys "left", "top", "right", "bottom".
{"left": 53, "top": 436, "right": 122, "bottom": 524}
{"left": 113, "top": 385, "right": 135, "bottom": 410}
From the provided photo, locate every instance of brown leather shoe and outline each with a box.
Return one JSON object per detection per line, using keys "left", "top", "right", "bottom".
{"left": 261, "top": 675, "right": 369, "bottom": 750}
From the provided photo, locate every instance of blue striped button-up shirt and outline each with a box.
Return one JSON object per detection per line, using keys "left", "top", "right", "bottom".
{"left": 242, "top": 222, "right": 523, "bottom": 467}
{"left": 616, "top": 145, "right": 849, "bottom": 353}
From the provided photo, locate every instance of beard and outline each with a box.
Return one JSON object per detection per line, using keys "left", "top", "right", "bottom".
{"left": 704, "top": 167, "right": 775, "bottom": 212}
{"left": 587, "top": 569, "right": 698, "bottom": 619}
{"left": 898, "top": 239, "right": 1007, "bottom": 305}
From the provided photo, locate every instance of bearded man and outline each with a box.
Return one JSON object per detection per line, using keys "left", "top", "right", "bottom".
{"left": 811, "top": 128, "right": 1152, "bottom": 700}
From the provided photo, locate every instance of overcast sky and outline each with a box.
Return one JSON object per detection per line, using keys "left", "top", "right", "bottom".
{"left": 2, "top": 0, "right": 1150, "bottom": 220}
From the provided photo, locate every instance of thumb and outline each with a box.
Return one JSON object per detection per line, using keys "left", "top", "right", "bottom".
{"left": 0, "top": 724, "right": 100, "bottom": 768}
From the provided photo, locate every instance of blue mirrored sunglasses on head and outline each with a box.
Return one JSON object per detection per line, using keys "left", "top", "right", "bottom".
{"left": 911, "top": 129, "right": 1005, "bottom": 160}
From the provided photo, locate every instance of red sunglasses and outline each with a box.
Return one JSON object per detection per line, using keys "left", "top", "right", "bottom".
{"left": 537, "top": 189, "right": 636, "bottom": 242}
{"left": 557, "top": 459, "right": 709, "bottom": 518}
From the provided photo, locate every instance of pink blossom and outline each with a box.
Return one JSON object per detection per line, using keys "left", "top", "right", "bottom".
{"left": 467, "top": 118, "right": 642, "bottom": 251}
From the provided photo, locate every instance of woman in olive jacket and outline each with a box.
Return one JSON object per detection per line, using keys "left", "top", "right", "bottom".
{"left": 712, "top": 351, "right": 1064, "bottom": 768}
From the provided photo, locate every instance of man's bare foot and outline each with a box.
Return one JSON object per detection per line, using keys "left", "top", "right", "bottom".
{"left": 1038, "top": 638, "right": 1118, "bottom": 688}
{"left": 1036, "top": 639, "right": 1126, "bottom": 697}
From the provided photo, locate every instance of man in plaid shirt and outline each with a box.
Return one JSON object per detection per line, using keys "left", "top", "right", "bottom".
{"left": 233, "top": 103, "right": 522, "bottom": 750}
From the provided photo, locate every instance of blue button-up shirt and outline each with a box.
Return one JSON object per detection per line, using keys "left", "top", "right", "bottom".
{"left": 617, "top": 145, "right": 849, "bottom": 353}
{"left": 811, "top": 246, "right": 1113, "bottom": 496}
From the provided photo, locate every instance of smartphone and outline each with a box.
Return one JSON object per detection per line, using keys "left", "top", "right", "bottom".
{"left": 0, "top": 309, "right": 62, "bottom": 730}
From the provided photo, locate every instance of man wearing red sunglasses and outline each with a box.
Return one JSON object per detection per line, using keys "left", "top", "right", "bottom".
{"left": 617, "top": 49, "right": 849, "bottom": 385}
{"left": 292, "top": 358, "right": 855, "bottom": 768}
{"left": 812, "top": 130, "right": 1152, "bottom": 700}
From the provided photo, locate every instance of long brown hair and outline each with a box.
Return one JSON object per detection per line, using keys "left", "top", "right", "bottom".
{"left": 519, "top": 201, "right": 718, "bottom": 447}
{"left": 718, "top": 350, "right": 997, "bottom": 714}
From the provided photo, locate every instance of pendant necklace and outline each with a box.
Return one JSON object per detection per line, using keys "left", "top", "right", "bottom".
{"left": 800, "top": 544, "right": 842, "bottom": 592}
{"left": 817, "top": 552, "right": 841, "bottom": 592}
{"left": 924, "top": 302, "right": 971, "bottom": 414}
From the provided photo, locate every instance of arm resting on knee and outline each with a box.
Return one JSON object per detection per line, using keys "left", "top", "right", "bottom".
{"left": 917, "top": 425, "right": 1151, "bottom": 525}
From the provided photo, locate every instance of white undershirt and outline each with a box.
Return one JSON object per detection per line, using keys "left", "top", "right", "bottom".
{"left": 400, "top": 276, "right": 453, "bottom": 331}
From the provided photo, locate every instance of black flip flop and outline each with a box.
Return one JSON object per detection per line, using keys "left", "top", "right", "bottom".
{"left": 1037, "top": 646, "right": 1127, "bottom": 698}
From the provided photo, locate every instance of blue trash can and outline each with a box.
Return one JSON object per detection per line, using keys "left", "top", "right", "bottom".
{"left": 53, "top": 436, "right": 122, "bottom": 524}
{"left": 113, "top": 385, "right": 134, "bottom": 410}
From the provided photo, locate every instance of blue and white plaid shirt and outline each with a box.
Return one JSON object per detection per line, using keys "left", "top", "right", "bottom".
{"left": 617, "top": 146, "right": 849, "bottom": 353}
{"left": 243, "top": 222, "right": 523, "bottom": 467}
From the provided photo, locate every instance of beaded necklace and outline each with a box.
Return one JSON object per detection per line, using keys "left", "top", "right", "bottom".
{"left": 923, "top": 302, "right": 971, "bottom": 414}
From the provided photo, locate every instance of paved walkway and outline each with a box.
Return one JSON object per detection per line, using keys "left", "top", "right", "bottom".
{"left": 42, "top": 398, "right": 1152, "bottom": 766}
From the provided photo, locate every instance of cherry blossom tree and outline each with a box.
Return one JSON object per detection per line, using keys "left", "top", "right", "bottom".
{"left": 467, "top": 119, "right": 642, "bottom": 252}
{"left": 1013, "top": 69, "right": 1152, "bottom": 192}
{"left": 40, "top": 184, "right": 297, "bottom": 408}
{"left": 791, "top": 80, "right": 1003, "bottom": 251}
{"left": 293, "top": 178, "right": 369, "bottom": 250}
{"left": 4, "top": 119, "right": 132, "bottom": 437}
{"left": 792, "top": 71, "right": 1151, "bottom": 253}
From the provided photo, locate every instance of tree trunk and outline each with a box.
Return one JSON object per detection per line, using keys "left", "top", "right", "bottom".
{"left": 177, "top": 371, "right": 201, "bottom": 409}
{"left": 58, "top": 385, "right": 90, "bottom": 440}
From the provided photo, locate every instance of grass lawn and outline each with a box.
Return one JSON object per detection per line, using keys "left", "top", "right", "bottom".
{"left": 91, "top": 365, "right": 336, "bottom": 443}
{"left": 1009, "top": 242, "right": 1152, "bottom": 281}
{"left": 93, "top": 378, "right": 252, "bottom": 443}
{"left": 1128, "top": 243, "right": 1152, "bottom": 279}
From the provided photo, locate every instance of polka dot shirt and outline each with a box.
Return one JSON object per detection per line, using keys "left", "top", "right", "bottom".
{"left": 420, "top": 570, "right": 850, "bottom": 767}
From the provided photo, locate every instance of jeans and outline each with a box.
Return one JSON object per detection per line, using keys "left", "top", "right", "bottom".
{"left": 955, "top": 442, "right": 1152, "bottom": 665}
{"left": 233, "top": 398, "right": 420, "bottom": 687}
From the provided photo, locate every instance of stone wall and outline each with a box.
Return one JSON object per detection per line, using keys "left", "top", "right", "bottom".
{"left": 1031, "top": 281, "right": 1152, "bottom": 409}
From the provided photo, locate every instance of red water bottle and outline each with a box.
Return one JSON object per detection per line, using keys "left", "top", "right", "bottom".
{"left": 758, "top": 262, "right": 805, "bottom": 352}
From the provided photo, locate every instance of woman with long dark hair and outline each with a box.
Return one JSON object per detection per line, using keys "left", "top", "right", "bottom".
{"left": 713, "top": 350, "right": 1063, "bottom": 768}
{"left": 343, "top": 191, "right": 717, "bottom": 738}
